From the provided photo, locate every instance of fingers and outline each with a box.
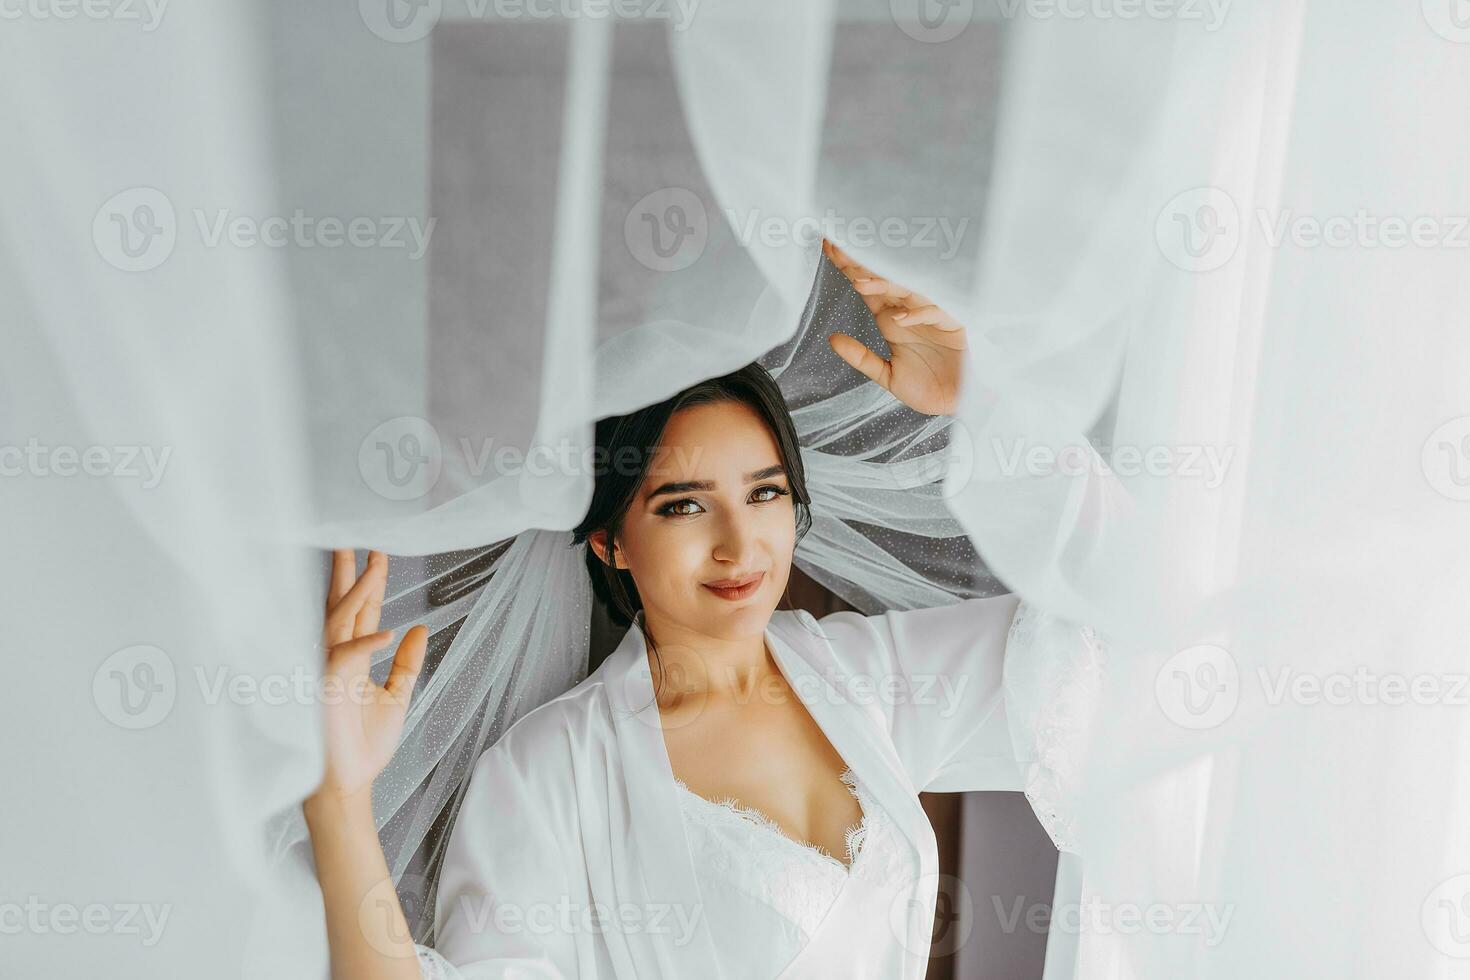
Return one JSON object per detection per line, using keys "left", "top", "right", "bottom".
{"left": 326, "top": 629, "right": 396, "bottom": 666}
{"left": 823, "top": 237, "right": 869, "bottom": 276}
{"left": 852, "top": 280, "right": 915, "bottom": 322}
{"left": 822, "top": 239, "right": 913, "bottom": 315}
{"left": 822, "top": 238, "right": 879, "bottom": 290}
{"left": 355, "top": 551, "right": 388, "bottom": 636}
{"left": 328, "top": 549, "right": 356, "bottom": 611}
{"left": 383, "top": 625, "right": 429, "bottom": 707}
{"left": 828, "top": 333, "right": 894, "bottom": 392}
{"left": 879, "top": 304, "right": 965, "bottom": 337}
{"left": 837, "top": 262, "right": 908, "bottom": 299}
{"left": 823, "top": 239, "right": 879, "bottom": 291}
{"left": 853, "top": 277, "right": 908, "bottom": 298}
{"left": 325, "top": 552, "right": 387, "bottom": 647}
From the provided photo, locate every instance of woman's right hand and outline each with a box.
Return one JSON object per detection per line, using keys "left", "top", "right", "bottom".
{"left": 311, "top": 549, "right": 429, "bottom": 806}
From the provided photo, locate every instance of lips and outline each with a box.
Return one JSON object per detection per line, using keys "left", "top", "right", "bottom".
{"left": 701, "top": 571, "right": 765, "bottom": 601}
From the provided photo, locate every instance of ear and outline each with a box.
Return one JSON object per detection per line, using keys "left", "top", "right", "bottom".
{"left": 587, "top": 530, "right": 625, "bottom": 569}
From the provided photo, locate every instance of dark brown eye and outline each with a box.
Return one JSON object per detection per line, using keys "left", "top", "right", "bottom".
{"left": 752, "top": 484, "right": 791, "bottom": 503}
{"left": 658, "top": 498, "right": 703, "bottom": 518}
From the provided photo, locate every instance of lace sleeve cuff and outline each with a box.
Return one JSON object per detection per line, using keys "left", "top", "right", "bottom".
{"left": 1002, "top": 599, "right": 1107, "bottom": 853}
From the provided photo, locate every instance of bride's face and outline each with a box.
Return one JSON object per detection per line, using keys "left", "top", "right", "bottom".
{"left": 602, "top": 399, "right": 797, "bottom": 640}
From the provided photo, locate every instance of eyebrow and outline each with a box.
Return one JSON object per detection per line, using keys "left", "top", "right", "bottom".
{"left": 645, "top": 464, "right": 788, "bottom": 501}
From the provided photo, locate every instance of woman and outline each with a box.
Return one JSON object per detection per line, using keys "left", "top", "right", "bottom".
{"left": 304, "top": 241, "right": 1027, "bottom": 979}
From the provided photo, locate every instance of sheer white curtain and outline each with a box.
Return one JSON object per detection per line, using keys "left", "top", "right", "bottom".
{"left": 6, "top": 1, "right": 1469, "bottom": 977}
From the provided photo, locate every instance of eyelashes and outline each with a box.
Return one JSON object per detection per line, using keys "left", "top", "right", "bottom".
{"left": 752, "top": 484, "right": 792, "bottom": 505}
{"left": 657, "top": 484, "right": 791, "bottom": 518}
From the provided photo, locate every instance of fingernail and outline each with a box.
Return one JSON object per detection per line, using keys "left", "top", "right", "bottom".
{"left": 892, "top": 312, "right": 908, "bottom": 321}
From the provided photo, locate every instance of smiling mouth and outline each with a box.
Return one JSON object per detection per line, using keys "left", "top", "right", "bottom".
{"left": 701, "top": 572, "right": 765, "bottom": 601}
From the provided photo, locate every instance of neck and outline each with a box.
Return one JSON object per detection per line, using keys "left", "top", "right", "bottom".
{"left": 636, "top": 606, "right": 778, "bottom": 702}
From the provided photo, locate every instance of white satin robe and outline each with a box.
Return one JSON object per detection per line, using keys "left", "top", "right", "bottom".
{"left": 416, "top": 593, "right": 1024, "bottom": 979}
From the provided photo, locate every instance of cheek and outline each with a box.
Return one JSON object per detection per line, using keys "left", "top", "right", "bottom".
{"left": 751, "top": 504, "right": 798, "bottom": 586}
{"left": 770, "top": 495, "right": 799, "bottom": 541}
{"left": 769, "top": 513, "right": 797, "bottom": 556}
{"left": 620, "top": 520, "right": 707, "bottom": 592}
{"left": 770, "top": 516, "right": 798, "bottom": 575}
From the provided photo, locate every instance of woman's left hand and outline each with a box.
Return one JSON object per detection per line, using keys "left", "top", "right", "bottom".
{"left": 822, "top": 238, "right": 967, "bottom": 416}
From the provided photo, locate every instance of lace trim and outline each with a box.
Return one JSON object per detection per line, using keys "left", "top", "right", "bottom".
{"left": 835, "top": 768, "right": 869, "bottom": 867}
{"left": 1003, "top": 599, "right": 1107, "bottom": 853}
{"left": 674, "top": 766, "right": 869, "bottom": 869}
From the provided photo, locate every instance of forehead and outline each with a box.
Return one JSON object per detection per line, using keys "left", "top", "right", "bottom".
{"left": 645, "top": 401, "right": 782, "bottom": 479}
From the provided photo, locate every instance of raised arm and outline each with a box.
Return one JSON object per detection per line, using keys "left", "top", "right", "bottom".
{"left": 306, "top": 550, "right": 429, "bottom": 980}
{"left": 307, "top": 552, "right": 584, "bottom": 980}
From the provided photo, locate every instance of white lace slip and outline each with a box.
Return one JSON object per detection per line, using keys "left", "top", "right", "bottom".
{"left": 674, "top": 766, "right": 911, "bottom": 944}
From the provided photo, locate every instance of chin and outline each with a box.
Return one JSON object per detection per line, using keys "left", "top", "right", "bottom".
{"left": 699, "top": 597, "right": 776, "bottom": 636}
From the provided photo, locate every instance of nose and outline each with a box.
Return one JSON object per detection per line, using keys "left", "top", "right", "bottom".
{"left": 710, "top": 508, "right": 759, "bottom": 566}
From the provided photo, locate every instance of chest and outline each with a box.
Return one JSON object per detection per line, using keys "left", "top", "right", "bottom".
{"left": 661, "top": 680, "right": 866, "bottom": 861}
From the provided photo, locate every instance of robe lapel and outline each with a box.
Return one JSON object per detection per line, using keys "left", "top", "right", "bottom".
{"left": 604, "top": 619, "right": 724, "bottom": 978}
